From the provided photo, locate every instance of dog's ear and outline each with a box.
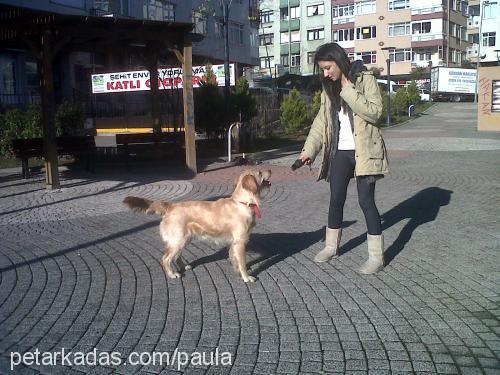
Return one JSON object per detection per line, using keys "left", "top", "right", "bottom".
{"left": 242, "top": 175, "right": 258, "bottom": 193}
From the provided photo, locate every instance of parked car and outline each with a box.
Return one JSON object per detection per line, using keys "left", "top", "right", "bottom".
{"left": 419, "top": 88, "right": 430, "bottom": 101}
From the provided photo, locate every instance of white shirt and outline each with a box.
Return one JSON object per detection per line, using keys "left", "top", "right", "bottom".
{"left": 337, "top": 107, "right": 355, "bottom": 150}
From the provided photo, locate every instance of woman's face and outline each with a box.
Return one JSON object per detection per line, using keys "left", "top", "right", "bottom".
{"left": 318, "top": 60, "right": 343, "bottom": 82}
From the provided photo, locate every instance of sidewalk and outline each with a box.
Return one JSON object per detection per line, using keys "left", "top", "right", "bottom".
{"left": 0, "top": 103, "right": 499, "bottom": 374}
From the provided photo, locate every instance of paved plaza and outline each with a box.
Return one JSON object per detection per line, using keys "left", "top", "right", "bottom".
{"left": 0, "top": 103, "right": 499, "bottom": 374}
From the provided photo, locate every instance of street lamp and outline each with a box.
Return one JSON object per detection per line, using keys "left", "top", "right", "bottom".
{"left": 381, "top": 46, "right": 395, "bottom": 127}
{"left": 475, "top": 0, "right": 490, "bottom": 103}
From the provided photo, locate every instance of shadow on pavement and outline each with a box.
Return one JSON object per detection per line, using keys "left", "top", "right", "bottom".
{"left": 341, "top": 187, "right": 453, "bottom": 264}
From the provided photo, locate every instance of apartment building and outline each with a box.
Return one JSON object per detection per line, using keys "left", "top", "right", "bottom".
{"left": 258, "top": 0, "right": 471, "bottom": 83}
{"left": 0, "top": 0, "right": 259, "bottom": 105}
{"left": 466, "top": 0, "right": 499, "bottom": 65}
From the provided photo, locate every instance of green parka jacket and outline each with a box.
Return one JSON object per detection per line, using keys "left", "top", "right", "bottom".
{"left": 302, "top": 70, "right": 389, "bottom": 181}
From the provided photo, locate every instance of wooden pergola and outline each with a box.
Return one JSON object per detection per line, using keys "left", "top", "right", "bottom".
{"left": 0, "top": 4, "right": 202, "bottom": 189}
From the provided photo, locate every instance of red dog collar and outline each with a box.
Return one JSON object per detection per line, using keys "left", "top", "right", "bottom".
{"left": 240, "top": 201, "right": 261, "bottom": 218}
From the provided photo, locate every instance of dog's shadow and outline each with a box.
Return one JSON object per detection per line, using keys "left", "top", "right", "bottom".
{"left": 186, "top": 227, "right": 325, "bottom": 278}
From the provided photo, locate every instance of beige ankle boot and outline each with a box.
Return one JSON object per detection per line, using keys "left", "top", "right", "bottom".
{"left": 314, "top": 228, "right": 341, "bottom": 263}
{"left": 358, "top": 234, "right": 384, "bottom": 274}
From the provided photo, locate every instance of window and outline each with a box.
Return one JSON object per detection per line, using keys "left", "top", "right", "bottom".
{"left": 388, "top": 0, "right": 410, "bottom": 11}
{"left": 307, "top": 4, "right": 324, "bottom": 16}
{"left": 389, "top": 22, "right": 410, "bottom": 37}
{"left": 215, "top": 18, "right": 224, "bottom": 38}
{"left": 0, "top": 55, "right": 16, "bottom": 94}
{"left": 308, "top": 28, "right": 325, "bottom": 40}
{"left": 260, "top": 56, "right": 274, "bottom": 68}
{"left": 356, "top": 1, "right": 376, "bottom": 15}
{"left": 333, "top": 28, "right": 355, "bottom": 42}
{"left": 280, "top": 54, "right": 289, "bottom": 67}
{"left": 281, "top": 6, "right": 299, "bottom": 19}
{"left": 192, "top": 11, "right": 207, "bottom": 35}
{"left": 355, "top": 51, "right": 377, "bottom": 64}
{"left": 356, "top": 25, "right": 376, "bottom": 39}
{"left": 484, "top": 2, "right": 498, "bottom": 19}
{"left": 412, "top": 21, "right": 431, "bottom": 34}
{"left": 390, "top": 48, "right": 412, "bottom": 62}
{"left": 291, "top": 54, "right": 300, "bottom": 67}
{"left": 332, "top": 4, "right": 354, "bottom": 18}
{"left": 229, "top": 22, "right": 244, "bottom": 44}
{"left": 280, "top": 31, "right": 300, "bottom": 43}
{"left": 260, "top": 10, "right": 273, "bottom": 23}
{"left": 412, "top": 49, "right": 432, "bottom": 62}
{"left": 143, "top": 0, "right": 175, "bottom": 21}
{"left": 259, "top": 33, "right": 274, "bottom": 46}
{"left": 482, "top": 32, "right": 496, "bottom": 47}
{"left": 307, "top": 52, "right": 315, "bottom": 64}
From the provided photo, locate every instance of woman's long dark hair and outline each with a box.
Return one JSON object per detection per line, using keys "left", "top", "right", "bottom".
{"left": 314, "top": 43, "right": 351, "bottom": 111}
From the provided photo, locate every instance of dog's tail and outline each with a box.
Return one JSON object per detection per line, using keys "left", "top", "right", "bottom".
{"left": 123, "top": 196, "right": 171, "bottom": 216}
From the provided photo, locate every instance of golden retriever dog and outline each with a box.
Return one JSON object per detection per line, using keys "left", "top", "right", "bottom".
{"left": 123, "top": 169, "right": 271, "bottom": 282}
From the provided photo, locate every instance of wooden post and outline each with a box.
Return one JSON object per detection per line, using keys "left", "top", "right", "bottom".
{"left": 146, "top": 47, "right": 161, "bottom": 134}
{"left": 180, "top": 43, "right": 196, "bottom": 174}
{"left": 40, "top": 27, "right": 60, "bottom": 189}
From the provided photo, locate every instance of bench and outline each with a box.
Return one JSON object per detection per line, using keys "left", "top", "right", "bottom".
{"left": 115, "top": 132, "right": 184, "bottom": 166}
{"left": 11, "top": 136, "right": 96, "bottom": 178}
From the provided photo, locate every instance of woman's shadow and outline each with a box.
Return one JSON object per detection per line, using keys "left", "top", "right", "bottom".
{"left": 341, "top": 186, "right": 453, "bottom": 264}
{"left": 187, "top": 187, "right": 452, "bottom": 277}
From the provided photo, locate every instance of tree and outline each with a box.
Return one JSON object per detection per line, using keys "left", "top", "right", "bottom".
{"left": 194, "top": 63, "right": 224, "bottom": 138}
{"left": 310, "top": 90, "right": 322, "bottom": 120}
{"left": 407, "top": 80, "right": 420, "bottom": 105}
{"left": 410, "top": 66, "right": 427, "bottom": 81}
{"left": 393, "top": 88, "right": 409, "bottom": 115}
{"left": 280, "top": 88, "right": 309, "bottom": 134}
{"left": 229, "top": 76, "right": 257, "bottom": 122}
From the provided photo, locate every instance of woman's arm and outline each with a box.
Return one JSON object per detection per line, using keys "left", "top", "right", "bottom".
{"left": 301, "top": 92, "right": 327, "bottom": 162}
{"left": 339, "top": 73, "right": 383, "bottom": 125}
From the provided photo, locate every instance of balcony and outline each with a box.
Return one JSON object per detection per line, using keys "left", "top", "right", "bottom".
{"left": 411, "top": 5, "right": 446, "bottom": 15}
{"left": 467, "top": 44, "right": 479, "bottom": 57}
{"left": 467, "top": 16, "right": 480, "bottom": 28}
{"left": 412, "top": 33, "right": 446, "bottom": 42}
{"left": 332, "top": 16, "right": 354, "bottom": 25}
{"left": 280, "top": 43, "right": 300, "bottom": 54}
{"left": 280, "top": 0, "right": 300, "bottom": 7}
{"left": 280, "top": 19, "right": 300, "bottom": 31}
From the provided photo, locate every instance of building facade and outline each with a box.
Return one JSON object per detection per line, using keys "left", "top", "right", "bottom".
{"left": 0, "top": 0, "right": 259, "bottom": 106}
{"left": 258, "top": 0, "right": 472, "bottom": 81}
{"left": 466, "top": 0, "right": 500, "bottom": 65}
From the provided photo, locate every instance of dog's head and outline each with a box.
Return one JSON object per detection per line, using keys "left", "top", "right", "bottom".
{"left": 232, "top": 169, "right": 272, "bottom": 207}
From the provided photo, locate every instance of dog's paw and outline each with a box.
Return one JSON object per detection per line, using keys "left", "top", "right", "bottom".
{"left": 243, "top": 275, "right": 256, "bottom": 283}
{"left": 184, "top": 264, "right": 192, "bottom": 271}
{"left": 168, "top": 272, "right": 182, "bottom": 279}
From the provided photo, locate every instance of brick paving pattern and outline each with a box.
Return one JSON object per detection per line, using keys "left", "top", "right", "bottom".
{"left": 0, "top": 103, "right": 499, "bottom": 374}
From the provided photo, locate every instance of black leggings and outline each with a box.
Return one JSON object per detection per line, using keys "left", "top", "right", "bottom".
{"left": 328, "top": 150, "right": 382, "bottom": 235}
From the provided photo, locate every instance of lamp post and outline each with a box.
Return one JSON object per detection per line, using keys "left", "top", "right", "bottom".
{"left": 475, "top": 0, "right": 490, "bottom": 103}
{"left": 381, "top": 46, "right": 395, "bottom": 127}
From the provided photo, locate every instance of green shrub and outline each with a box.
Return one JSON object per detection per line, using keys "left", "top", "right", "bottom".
{"left": 55, "top": 102, "right": 85, "bottom": 136}
{"left": 310, "top": 90, "right": 322, "bottom": 120}
{"left": 280, "top": 88, "right": 309, "bottom": 134}
{"left": 393, "top": 88, "right": 409, "bottom": 115}
{"left": 407, "top": 80, "right": 420, "bottom": 105}
{"left": 229, "top": 76, "right": 257, "bottom": 123}
{"left": 194, "top": 63, "right": 224, "bottom": 138}
{"left": 0, "top": 105, "right": 43, "bottom": 157}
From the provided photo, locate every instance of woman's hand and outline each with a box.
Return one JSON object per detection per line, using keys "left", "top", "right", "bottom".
{"left": 299, "top": 153, "right": 312, "bottom": 166}
{"left": 341, "top": 73, "right": 352, "bottom": 89}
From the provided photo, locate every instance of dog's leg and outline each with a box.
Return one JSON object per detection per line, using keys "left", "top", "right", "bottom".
{"left": 232, "top": 240, "right": 255, "bottom": 283}
{"left": 162, "top": 246, "right": 183, "bottom": 279}
{"left": 175, "top": 255, "right": 191, "bottom": 272}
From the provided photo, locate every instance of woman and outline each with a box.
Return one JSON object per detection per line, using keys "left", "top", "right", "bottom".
{"left": 299, "top": 43, "right": 388, "bottom": 274}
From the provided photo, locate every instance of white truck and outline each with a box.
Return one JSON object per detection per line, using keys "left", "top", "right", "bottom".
{"left": 430, "top": 67, "right": 477, "bottom": 102}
